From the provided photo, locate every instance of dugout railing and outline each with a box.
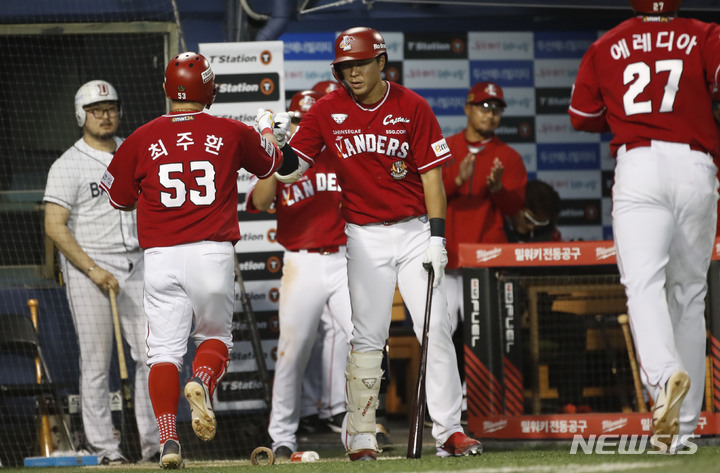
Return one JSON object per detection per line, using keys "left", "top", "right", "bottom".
{"left": 459, "top": 240, "right": 720, "bottom": 440}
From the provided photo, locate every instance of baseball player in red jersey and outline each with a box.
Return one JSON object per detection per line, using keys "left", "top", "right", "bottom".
{"left": 246, "top": 89, "right": 353, "bottom": 459}
{"left": 99, "top": 52, "right": 285, "bottom": 469}
{"left": 569, "top": 0, "right": 720, "bottom": 452}
{"left": 276, "top": 27, "right": 482, "bottom": 460}
{"left": 442, "top": 81, "right": 527, "bottom": 334}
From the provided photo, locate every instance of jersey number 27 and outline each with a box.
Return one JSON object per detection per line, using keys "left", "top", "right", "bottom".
{"left": 623, "top": 59, "right": 682, "bottom": 116}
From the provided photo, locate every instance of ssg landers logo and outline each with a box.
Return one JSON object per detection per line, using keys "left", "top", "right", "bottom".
{"left": 570, "top": 435, "right": 697, "bottom": 454}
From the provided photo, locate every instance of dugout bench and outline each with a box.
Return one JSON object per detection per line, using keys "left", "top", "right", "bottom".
{"left": 459, "top": 240, "right": 720, "bottom": 440}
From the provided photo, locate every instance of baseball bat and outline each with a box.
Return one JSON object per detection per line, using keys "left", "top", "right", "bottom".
{"left": 407, "top": 264, "right": 434, "bottom": 459}
{"left": 28, "top": 299, "right": 53, "bottom": 457}
{"left": 109, "top": 289, "right": 140, "bottom": 461}
{"left": 233, "top": 253, "right": 273, "bottom": 409}
{"left": 617, "top": 314, "right": 647, "bottom": 412}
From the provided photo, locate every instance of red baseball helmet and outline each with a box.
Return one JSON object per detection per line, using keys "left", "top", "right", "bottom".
{"left": 164, "top": 52, "right": 217, "bottom": 108}
{"left": 312, "top": 80, "right": 341, "bottom": 95}
{"left": 288, "top": 90, "right": 323, "bottom": 119}
{"left": 629, "top": 0, "right": 682, "bottom": 13}
{"left": 331, "top": 27, "right": 387, "bottom": 82}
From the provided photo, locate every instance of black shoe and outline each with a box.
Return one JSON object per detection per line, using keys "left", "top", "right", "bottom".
{"left": 298, "top": 414, "right": 332, "bottom": 435}
{"left": 99, "top": 453, "right": 129, "bottom": 465}
{"left": 323, "top": 412, "right": 344, "bottom": 433}
{"left": 376, "top": 423, "right": 393, "bottom": 450}
{"left": 273, "top": 445, "right": 293, "bottom": 460}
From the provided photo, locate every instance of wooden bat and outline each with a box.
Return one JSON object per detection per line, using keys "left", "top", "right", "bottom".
{"left": 28, "top": 298, "right": 53, "bottom": 457}
{"left": 617, "top": 314, "right": 647, "bottom": 412}
{"left": 109, "top": 289, "right": 140, "bottom": 461}
{"left": 407, "top": 264, "right": 434, "bottom": 459}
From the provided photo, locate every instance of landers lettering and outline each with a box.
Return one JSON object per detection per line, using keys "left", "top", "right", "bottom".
{"left": 281, "top": 173, "right": 340, "bottom": 207}
{"left": 335, "top": 133, "right": 409, "bottom": 159}
{"left": 569, "top": 435, "right": 698, "bottom": 455}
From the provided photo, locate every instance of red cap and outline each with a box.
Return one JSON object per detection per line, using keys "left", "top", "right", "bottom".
{"left": 312, "top": 80, "right": 341, "bottom": 95}
{"left": 467, "top": 82, "right": 506, "bottom": 107}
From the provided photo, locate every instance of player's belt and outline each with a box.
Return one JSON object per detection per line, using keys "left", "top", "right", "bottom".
{"left": 624, "top": 140, "right": 707, "bottom": 154}
{"left": 300, "top": 246, "right": 340, "bottom": 255}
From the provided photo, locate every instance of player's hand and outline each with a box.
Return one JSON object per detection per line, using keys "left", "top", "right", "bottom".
{"left": 254, "top": 108, "right": 275, "bottom": 135}
{"left": 273, "top": 112, "right": 291, "bottom": 147}
{"left": 487, "top": 157, "right": 504, "bottom": 193}
{"left": 423, "top": 237, "right": 447, "bottom": 288}
{"left": 87, "top": 266, "right": 119, "bottom": 294}
{"left": 455, "top": 153, "right": 475, "bottom": 187}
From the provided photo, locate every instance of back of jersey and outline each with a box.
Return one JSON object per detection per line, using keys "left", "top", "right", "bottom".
{"left": 103, "top": 112, "right": 280, "bottom": 249}
{"left": 570, "top": 16, "right": 720, "bottom": 156}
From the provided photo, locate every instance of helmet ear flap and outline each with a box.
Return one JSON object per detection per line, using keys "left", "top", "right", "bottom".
{"left": 75, "top": 110, "right": 86, "bottom": 127}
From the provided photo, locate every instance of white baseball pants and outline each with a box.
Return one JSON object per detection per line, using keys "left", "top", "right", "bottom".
{"left": 613, "top": 141, "right": 718, "bottom": 440}
{"left": 346, "top": 217, "right": 464, "bottom": 446}
{"left": 269, "top": 249, "right": 353, "bottom": 451}
{"left": 62, "top": 251, "right": 158, "bottom": 460}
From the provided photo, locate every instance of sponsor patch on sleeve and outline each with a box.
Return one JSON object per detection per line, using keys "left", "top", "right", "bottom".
{"left": 260, "top": 136, "right": 275, "bottom": 156}
{"left": 101, "top": 170, "right": 114, "bottom": 189}
{"left": 431, "top": 138, "right": 449, "bottom": 157}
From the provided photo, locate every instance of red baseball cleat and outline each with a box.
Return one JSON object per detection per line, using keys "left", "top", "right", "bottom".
{"left": 437, "top": 432, "right": 483, "bottom": 457}
{"left": 349, "top": 449, "right": 377, "bottom": 461}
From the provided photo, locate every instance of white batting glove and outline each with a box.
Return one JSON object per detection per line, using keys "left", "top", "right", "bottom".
{"left": 254, "top": 107, "right": 274, "bottom": 135}
{"left": 423, "top": 236, "right": 447, "bottom": 288}
{"left": 273, "top": 112, "right": 291, "bottom": 148}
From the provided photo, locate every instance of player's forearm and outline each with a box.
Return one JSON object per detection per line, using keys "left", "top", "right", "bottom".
{"left": 45, "top": 222, "right": 96, "bottom": 274}
{"left": 421, "top": 167, "right": 447, "bottom": 220}
{"left": 251, "top": 175, "right": 278, "bottom": 211}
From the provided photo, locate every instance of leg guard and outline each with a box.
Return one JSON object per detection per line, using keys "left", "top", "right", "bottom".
{"left": 345, "top": 350, "right": 383, "bottom": 435}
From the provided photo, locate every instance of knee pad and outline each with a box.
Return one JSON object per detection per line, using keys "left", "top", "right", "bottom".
{"left": 345, "top": 350, "right": 383, "bottom": 434}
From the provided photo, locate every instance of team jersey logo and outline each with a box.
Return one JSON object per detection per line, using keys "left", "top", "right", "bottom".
{"left": 431, "top": 138, "right": 450, "bottom": 157}
{"left": 390, "top": 160, "right": 408, "bottom": 180}
{"left": 339, "top": 35, "right": 355, "bottom": 51}
{"left": 332, "top": 113, "right": 348, "bottom": 124}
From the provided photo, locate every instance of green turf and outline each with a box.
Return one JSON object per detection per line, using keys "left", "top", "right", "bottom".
{"left": 5, "top": 445, "right": 720, "bottom": 473}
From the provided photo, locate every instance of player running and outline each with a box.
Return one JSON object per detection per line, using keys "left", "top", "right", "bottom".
{"left": 274, "top": 27, "right": 482, "bottom": 460}
{"left": 100, "top": 52, "right": 285, "bottom": 469}
{"left": 569, "top": 0, "right": 720, "bottom": 452}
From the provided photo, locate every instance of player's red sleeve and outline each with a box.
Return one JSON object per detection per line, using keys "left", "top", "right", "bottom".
{"left": 239, "top": 126, "right": 283, "bottom": 179}
{"left": 490, "top": 148, "right": 527, "bottom": 216}
{"left": 287, "top": 108, "right": 323, "bottom": 166}
{"left": 99, "top": 134, "right": 141, "bottom": 209}
{"left": 568, "top": 46, "right": 610, "bottom": 133}
{"left": 412, "top": 98, "right": 452, "bottom": 172}
{"left": 703, "top": 22, "right": 720, "bottom": 90}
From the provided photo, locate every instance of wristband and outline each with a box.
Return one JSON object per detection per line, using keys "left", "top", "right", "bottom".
{"left": 86, "top": 265, "right": 97, "bottom": 274}
{"left": 429, "top": 218, "right": 445, "bottom": 238}
{"left": 429, "top": 236, "right": 446, "bottom": 247}
{"left": 260, "top": 127, "right": 273, "bottom": 136}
